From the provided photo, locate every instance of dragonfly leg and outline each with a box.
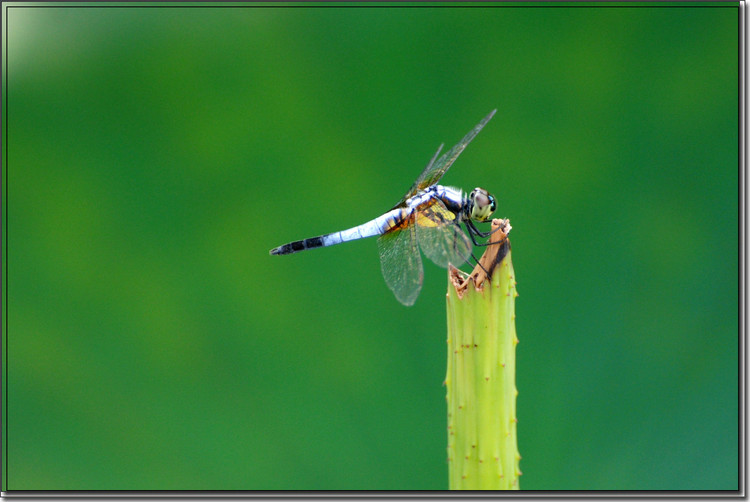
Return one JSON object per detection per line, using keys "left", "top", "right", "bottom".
{"left": 465, "top": 221, "right": 492, "bottom": 246}
{"left": 467, "top": 219, "right": 502, "bottom": 239}
{"left": 467, "top": 220, "right": 507, "bottom": 247}
{"left": 469, "top": 251, "right": 490, "bottom": 276}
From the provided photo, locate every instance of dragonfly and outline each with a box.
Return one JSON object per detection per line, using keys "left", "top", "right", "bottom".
{"left": 270, "top": 109, "right": 498, "bottom": 306}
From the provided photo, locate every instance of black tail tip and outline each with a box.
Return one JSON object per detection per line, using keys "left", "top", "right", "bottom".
{"left": 269, "top": 247, "right": 281, "bottom": 255}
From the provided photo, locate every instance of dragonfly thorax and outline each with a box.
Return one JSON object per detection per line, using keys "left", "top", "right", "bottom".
{"left": 468, "top": 188, "right": 496, "bottom": 222}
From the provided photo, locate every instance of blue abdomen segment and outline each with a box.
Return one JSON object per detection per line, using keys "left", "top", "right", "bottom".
{"left": 269, "top": 208, "right": 402, "bottom": 255}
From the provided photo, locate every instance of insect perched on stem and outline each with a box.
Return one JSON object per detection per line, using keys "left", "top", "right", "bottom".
{"left": 270, "top": 110, "right": 499, "bottom": 306}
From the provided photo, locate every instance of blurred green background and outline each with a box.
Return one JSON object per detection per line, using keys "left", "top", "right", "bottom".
{"left": 4, "top": 3, "right": 738, "bottom": 491}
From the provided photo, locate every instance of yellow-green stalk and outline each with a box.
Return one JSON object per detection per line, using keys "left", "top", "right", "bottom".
{"left": 446, "top": 219, "right": 520, "bottom": 490}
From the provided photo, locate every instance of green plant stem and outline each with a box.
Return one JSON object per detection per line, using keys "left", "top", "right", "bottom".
{"left": 446, "top": 219, "right": 520, "bottom": 490}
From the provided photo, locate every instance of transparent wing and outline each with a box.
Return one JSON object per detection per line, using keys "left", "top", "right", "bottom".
{"left": 415, "top": 201, "right": 473, "bottom": 269}
{"left": 392, "top": 143, "right": 444, "bottom": 207}
{"left": 409, "top": 109, "right": 497, "bottom": 196}
{"left": 377, "top": 218, "right": 423, "bottom": 306}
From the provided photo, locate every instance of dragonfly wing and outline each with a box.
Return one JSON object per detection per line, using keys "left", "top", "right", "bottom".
{"left": 412, "top": 109, "right": 497, "bottom": 192}
{"left": 415, "top": 201, "right": 472, "bottom": 269}
{"left": 377, "top": 217, "right": 423, "bottom": 306}
{"left": 393, "top": 143, "right": 444, "bottom": 207}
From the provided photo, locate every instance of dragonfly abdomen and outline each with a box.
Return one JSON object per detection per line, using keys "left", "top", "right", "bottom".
{"left": 321, "top": 208, "right": 404, "bottom": 245}
{"left": 269, "top": 208, "right": 403, "bottom": 255}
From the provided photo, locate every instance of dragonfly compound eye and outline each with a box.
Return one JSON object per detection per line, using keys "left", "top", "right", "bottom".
{"left": 470, "top": 188, "right": 495, "bottom": 221}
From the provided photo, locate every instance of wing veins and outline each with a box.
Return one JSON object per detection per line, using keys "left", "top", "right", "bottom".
{"left": 391, "top": 109, "right": 497, "bottom": 208}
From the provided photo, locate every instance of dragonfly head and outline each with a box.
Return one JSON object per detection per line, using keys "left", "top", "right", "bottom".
{"left": 469, "top": 188, "right": 496, "bottom": 222}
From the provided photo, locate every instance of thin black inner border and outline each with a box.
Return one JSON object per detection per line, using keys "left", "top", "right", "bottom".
{"left": 2, "top": 1, "right": 743, "bottom": 495}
